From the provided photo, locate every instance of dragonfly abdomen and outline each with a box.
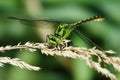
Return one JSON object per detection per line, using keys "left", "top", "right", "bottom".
{"left": 72, "top": 16, "right": 103, "bottom": 28}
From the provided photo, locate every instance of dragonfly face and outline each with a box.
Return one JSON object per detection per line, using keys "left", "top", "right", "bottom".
{"left": 47, "top": 34, "right": 65, "bottom": 49}
{"left": 9, "top": 16, "right": 104, "bottom": 50}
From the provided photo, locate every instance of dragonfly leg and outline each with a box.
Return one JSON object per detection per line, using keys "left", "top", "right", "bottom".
{"left": 58, "top": 44, "right": 65, "bottom": 50}
{"left": 45, "top": 35, "right": 49, "bottom": 46}
{"left": 55, "top": 44, "right": 64, "bottom": 53}
{"left": 57, "top": 39, "right": 71, "bottom": 51}
{"left": 63, "top": 39, "right": 71, "bottom": 47}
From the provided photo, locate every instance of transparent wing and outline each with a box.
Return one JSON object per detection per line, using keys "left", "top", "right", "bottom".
{"left": 8, "top": 17, "right": 62, "bottom": 23}
{"left": 8, "top": 17, "right": 63, "bottom": 28}
{"left": 71, "top": 29, "right": 104, "bottom": 51}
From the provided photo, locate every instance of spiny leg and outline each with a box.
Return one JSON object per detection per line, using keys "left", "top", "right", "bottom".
{"left": 45, "top": 35, "right": 49, "bottom": 46}
{"left": 57, "top": 39, "right": 71, "bottom": 51}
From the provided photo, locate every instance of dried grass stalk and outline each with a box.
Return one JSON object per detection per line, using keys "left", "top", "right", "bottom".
{"left": 0, "top": 42, "right": 120, "bottom": 80}
{"left": 0, "top": 57, "right": 40, "bottom": 71}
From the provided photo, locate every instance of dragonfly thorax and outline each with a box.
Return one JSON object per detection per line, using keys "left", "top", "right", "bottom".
{"left": 55, "top": 24, "right": 72, "bottom": 39}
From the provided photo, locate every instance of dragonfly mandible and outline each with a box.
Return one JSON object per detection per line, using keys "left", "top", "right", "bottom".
{"left": 8, "top": 16, "right": 104, "bottom": 50}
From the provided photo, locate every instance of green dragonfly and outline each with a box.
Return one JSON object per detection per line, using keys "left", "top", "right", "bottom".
{"left": 8, "top": 16, "right": 104, "bottom": 50}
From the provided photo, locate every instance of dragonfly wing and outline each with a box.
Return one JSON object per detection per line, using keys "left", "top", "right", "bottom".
{"left": 70, "top": 30, "right": 91, "bottom": 47}
{"left": 8, "top": 17, "right": 63, "bottom": 24}
{"left": 71, "top": 29, "right": 103, "bottom": 50}
{"left": 8, "top": 17, "right": 63, "bottom": 29}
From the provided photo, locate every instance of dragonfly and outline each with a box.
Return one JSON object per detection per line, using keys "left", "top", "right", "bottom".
{"left": 8, "top": 16, "right": 104, "bottom": 50}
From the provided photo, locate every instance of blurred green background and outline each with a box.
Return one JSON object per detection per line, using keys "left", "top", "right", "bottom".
{"left": 0, "top": 0, "right": 120, "bottom": 80}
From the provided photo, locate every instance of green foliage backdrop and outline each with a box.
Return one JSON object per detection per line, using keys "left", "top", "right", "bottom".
{"left": 0, "top": 0, "right": 120, "bottom": 80}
